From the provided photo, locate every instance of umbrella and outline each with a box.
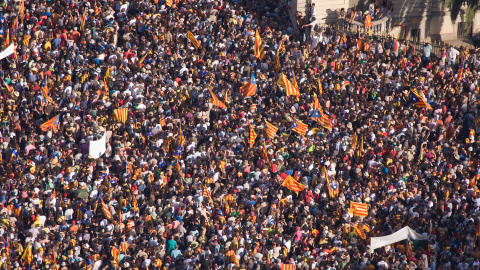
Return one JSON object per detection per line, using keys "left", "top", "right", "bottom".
{"left": 75, "top": 189, "right": 89, "bottom": 199}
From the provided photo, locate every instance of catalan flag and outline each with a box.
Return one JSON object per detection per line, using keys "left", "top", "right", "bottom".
{"left": 23, "top": 35, "right": 31, "bottom": 46}
{"left": 102, "top": 200, "right": 112, "bottom": 219}
{"left": 111, "top": 247, "right": 120, "bottom": 265}
{"left": 208, "top": 89, "right": 227, "bottom": 109}
{"left": 275, "top": 49, "right": 281, "bottom": 72}
{"left": 282, "top": 175, "right": 306, "bottom": 194}
{"left": 114, "top": 107, "right": 128, "bottom": 123}
{"left": 103, "top": 77, "right": 109, "bottom": 94}
{"left": 406, "top": 239, "right": 413, "bottom": 258}
{"left": 138, "top": 51, "right": 152, "bottom": 67}
{"left": 457, "top": 60, "right": 465, "bottom": 82}
{"left": 311, "top": 108, "right": 333, "bottom": 131}
{"left": 41, "top": 76, "right": 54, "bottom": 104}
{"left": 178, "top": 126, "right": 185, "bottom": 146}
{"left": 279, "top": 40, "right": 285, "bottom": 53}
{"left": 187, "top": 31, "right": 201, "bottom": 49}
{"left": 248, "top": 123, "right": 257, "bottom": 148}
{"left": 323, "top": 166, "right": 338, "bottom": 198}
{"left": 265, "top": 120, "right": 278, "bottom": 139}
{"left": 203, "top": 188, "right": 214, "bottom": 206}
{"left": 173, "top": 144, "right": 182, "bottom": 158}
{"left": 11, "top": 17, "right": 18, "bottom": 37}
{"left": 365, "top": 14, "right": 373, "bottom": 28}
{"left": 351, "top": 133, "right": 358, "bottom": 149}
{"left": 94, "top": 1, "right": 101, "bottom": 16}
{"left": 291, "top": 118, "right": 308, "bottom": 136}
{"left": 277, "top": 73, "right": 298, "bottom": 96}
{"left": 166, "top": 0, "right": 172, "bottom": 7}
{"left": 254, "top": 29, "right": 265, "bottom": 60}
{"left": 313, "top": 93, "right": 320, "bottom": 110}
{"left": 219, "top": 161, "right": 226, "bottom": 171}
{"left": 291, "top": 70, "right": 300, "bottom": 97}
{"left": 80, "top": 10, "right": 87, "bottom": 31}
{"left": 40, "top": 114, "right": 60, "bottom": 132}
{"left": 318, "top": 78, "right": 323, "bottom": 94}
{"left": 18, "top": 0, "right": 25, "bottom": 14}
{"left": 353, "top": 223, "right": 367, "bottom": 239}
{"left": 81, "top": 74, "right": 89, "bottom": 84}
{"left": 262, "top": 141, "right": 269, "bottom": 163}
{"left": 21, "top": 243, "right": 33, "bottom": 264}
{"left": 342, "top": 80, "right": 351, "bottom": 88}
{"left": 410, "top": 88, "right": 433, "bottom": 110}
{"left": 240, "top": 73, "right": 257, "bottom": 97}
{"left": 350, "top": 202, "right": 368, "bottom": 217}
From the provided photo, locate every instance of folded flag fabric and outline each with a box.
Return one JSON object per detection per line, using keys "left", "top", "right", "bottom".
{"left": 281, "top": 175, "right": 306, "bottom": 194}
{"left": 187, "top": 31, "right": 201, "bottom": 49}
{"left": 114, "top": 108, "right": 128, "bottom": 123}
{"left": 254, "top": 29, "right": 265, "bottom": 60}
{"left": 240, "top": 73, "right": 257, "bottom": 97}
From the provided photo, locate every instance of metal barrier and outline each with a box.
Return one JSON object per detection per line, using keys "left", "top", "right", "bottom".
{"left": 313, "top": 20, "right": 458, "bottom": 61}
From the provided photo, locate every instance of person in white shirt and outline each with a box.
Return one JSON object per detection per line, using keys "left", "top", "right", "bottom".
{"left": 447, "top": 47, "right": 460, "bottom": 66}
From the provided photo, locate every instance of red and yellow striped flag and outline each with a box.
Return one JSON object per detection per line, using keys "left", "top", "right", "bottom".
{"left": 291, "top": 71, "right": 300, "bottom": 98}
{"left": 23, "top": 35, "right": 31, "bottom": 46}
{"left": 81, "top": 74, "right": 89, "bottom": 84}
{"left": 187, "top": 31, "right": 200, "bottom": 49}
{"left": 351, "top": 133, "right": 358, "bottom": 149}
{"left": 275, "top": 49, "right": 281, "bottom": 72}
{"left": 138, "top": 51, "right": 152, "bottom": 67}
{"left": 80, "top": 10, "right": 87, "bottom": 31}
{"left": 240, "top": 73, "right": 257, "bottom": 97}
{"left": 354, "top": 223, "right": 367, "bottom": 239}
{"left": 102, "top": 200, "right": 112, "bottom": 219}
{"left": 313, "top": 93, "right": 320, "bottom": 110}
{"left": 277, "top": 73, "right": 298, "bottom": 96}
{"left": 265, "top": 120, "right": 278, "bottom": 139}
{"left": 40, "top": 114, "right": 60, "bottom": 133}
{"left": 323, "top": 166, "right": 339, "bottom": 198}
{"left": 120, "top": 242, "right": 129, "bottom": 253}
{"left": 262, "top": 141, "right": 269, "bottom": 163}
{"left": 114, "top": 107, "right": 128, "bottom": 124}
{"left": 18, "top": 0, "right": 25, "bottom": 14}
{"left": 248, "top": 123, "right": 257, "bottom": 148}
{"left": 291, "top": 118, "right": 308, "bottom": 136}
{"left": 365, "top": 14, "right": 373, "bottom": 28}
{"left": 94, "top": 1, "right": 101, "bottom": 16}
{"left": 318, "top": 78, "right": 323, "bottom": 94}
{"left": 219, "top": 161, "right": 226, "bottom": 171}
{"left": 208, "top": 89, "right": 227, "bottom": 109}
{"left": 4, "top": 31, "right": 9, "bottom": 50}
{"left": 350, "top": 202, "right": 368, "bottom": 217}
{"left": 111, "top": 247, "right": 120, "bottom": 265}
{"left": 254, "top": 29, "right": 265, "bottom": 60}
{"left": 281, "top": 175, "right": 306, "bottom": 194}
{"left": 103, "top": 77, "right": 109, "bottom": 94}
{"left": 166, "top": 0, "right": 172, "bottom": 6}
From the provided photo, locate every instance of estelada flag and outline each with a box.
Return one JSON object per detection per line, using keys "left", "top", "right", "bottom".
{"left": 265, "top": 120, "right": 278, "bottom": 139}
{"left": 114, "top": 107, "right": 128, "bottom": 123}
{"left": 40, "top": 114, "right": 60, "bottom": 132}
{"left": 281, "top": 175, "right": 306, "bottom": 194}
{"left": 187, "top": 31, "right": 201, "bottom": 49}
{"left": 291, "top": 118, "right": 308, "bottom": 136}
{"left": 248, "top": 123, "right": 257, "bottom": 148}
{"left": 350, "top": 202, "right": 368, "bottom": 217}
{"left": 410, "top": 88, "right": 433, "bottom": 110}
{"left": 254, "top": 29, "right": 265, "bottom": 60}
{"left": 111, "top": 246, "right": 120, "bottom": 265}
{"left": 23, "top": 35, "right": 31, "bottom": 46}
{"left": 240, "top": 73, "right": 257, "bottom": 97}
{"left": 323, "top": 166, "right": 339, "bottom": 198}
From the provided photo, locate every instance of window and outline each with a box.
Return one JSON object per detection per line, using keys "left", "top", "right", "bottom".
{"left": 410, "top": 29, "right": 420, "bottom": 42}
{"left": 457, "top": 22, "right": 471, "bottom": 38}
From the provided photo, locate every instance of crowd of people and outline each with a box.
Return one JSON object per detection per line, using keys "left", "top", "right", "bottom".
{"left": 0, "top": 0, "right": 478, "bottom": 269}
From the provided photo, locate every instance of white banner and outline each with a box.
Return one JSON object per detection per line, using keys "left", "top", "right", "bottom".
{"left": 0, "top": 44, "right": 15, "bottom": 61}
{"left": 370, "top": 226, "right": 429, "bottom": 252}
{"left": 89, "top": 132, "right": 107, "bottom": 159}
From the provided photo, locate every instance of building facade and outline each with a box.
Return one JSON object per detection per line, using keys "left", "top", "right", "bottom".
{"left": 291, "top": 0, "right": 479, "bottom": 42}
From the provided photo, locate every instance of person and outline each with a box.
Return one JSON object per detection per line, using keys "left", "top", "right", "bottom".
{"left": 448, "top": 46, "right": 460, "bottom": 65}
{"left": 422, "top": 41, "right": 433, "bottom": 65}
